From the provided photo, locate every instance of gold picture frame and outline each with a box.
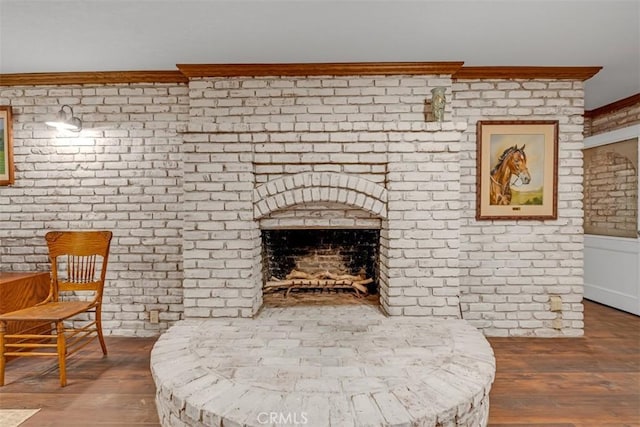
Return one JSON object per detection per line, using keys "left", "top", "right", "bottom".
{"left": 0, "top": 106, "right": 14, "bottom": 186}
{"left": 476, "top": 120, "right": 558, "bottom": 220}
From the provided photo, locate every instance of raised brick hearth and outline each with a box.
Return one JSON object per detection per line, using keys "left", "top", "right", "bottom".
{"left": 152, "top": 305, "right": 496, "bottom": 427}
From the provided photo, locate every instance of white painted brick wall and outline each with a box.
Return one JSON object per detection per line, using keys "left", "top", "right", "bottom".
{"left": 182, "top": 132, "right": 261, "bottom": 318}
{"left": 1, "top": 74, "right": 587, "bottom": 337}
{"left": 187, "top": 75, "right": 453, "bottom": 133}
{"left": 382, "top": 124, "right": 464, "bottom": 316}
{"left": 453, "top": 79, "right": 585, "bottom": 337}
{"left": 260, "top": 203, "right": 382, "bottom": 229}
{"left": 0, "top": 83, "right": 189, "bottom": 336}
{"left": 183, "top": 117, "right": 464, "bottom": 320}
{"left": 183, "top": 75, "right": 465, "bottom": 319}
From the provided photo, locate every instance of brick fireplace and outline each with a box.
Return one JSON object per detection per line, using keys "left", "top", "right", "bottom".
{"left": 2, "top": 62, "right": 589, "bottom": 337}
{"left": 182, "top": 71, "right": 467, "bottom": 318}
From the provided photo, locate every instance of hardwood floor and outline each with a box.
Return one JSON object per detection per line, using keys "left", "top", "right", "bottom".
{"left": 0, "top": 300, "right": 637, "bottom": 426}
{"left": 0, "top": 337, "right": 159, "bottom": 426}
{"left": 488, "top": 300, "right": 640, "bottom": 427}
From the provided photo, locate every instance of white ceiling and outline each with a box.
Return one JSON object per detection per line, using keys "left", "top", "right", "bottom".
{"left": 0, "top": 0, "right": 638, "bottom": 109}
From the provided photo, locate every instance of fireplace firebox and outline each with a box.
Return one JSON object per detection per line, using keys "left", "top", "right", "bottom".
{"left": 261, "top": 229, "right": 380, "bottom": 298}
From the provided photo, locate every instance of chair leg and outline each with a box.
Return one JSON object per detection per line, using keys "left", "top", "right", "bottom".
{"left": 96, "top": 307, "right": 107, "bottom": 356}
{"left": 0, "top": 321, "right": 5, "bottom": 387}
{"left": 56, "top": 322, "right": 67, "bottom": 387}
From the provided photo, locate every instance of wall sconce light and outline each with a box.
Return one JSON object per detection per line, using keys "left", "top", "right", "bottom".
{"left": 46, "top": 105, "right": 82, "bottom": 132}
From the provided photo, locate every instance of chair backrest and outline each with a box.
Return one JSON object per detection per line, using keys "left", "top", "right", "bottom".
{"left": 45, "top": 231, "right": 113, "bottom": 302}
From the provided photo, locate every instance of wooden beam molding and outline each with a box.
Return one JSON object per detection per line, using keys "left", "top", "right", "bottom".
{"left": 0, "top": 71, "right": 188, "bottom": 86}
{"left": 0, "top": 63, "right": 604, "bottom": 85}
{"left": 453, "top": 66, "right": 602, "bottom": 81}
{"left": 176, "top": 62, "right": 465, "bottom": 77}
{"left": 584, "top": 93, "right": 640, "bottom": 119}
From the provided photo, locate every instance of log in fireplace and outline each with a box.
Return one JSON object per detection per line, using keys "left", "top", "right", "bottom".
{"left": 261, "top": 229, "right": 380, "bottom": 298}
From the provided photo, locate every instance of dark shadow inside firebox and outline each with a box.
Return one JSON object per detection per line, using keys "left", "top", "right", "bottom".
{"left": 261, "top": 229, "right": 380, "bottom": 306}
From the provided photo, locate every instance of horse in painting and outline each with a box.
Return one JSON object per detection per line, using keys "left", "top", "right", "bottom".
{"left": 490, "top": 145, "right": 531, "bottom": 205}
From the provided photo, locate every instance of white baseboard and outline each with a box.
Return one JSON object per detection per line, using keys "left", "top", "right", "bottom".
{"left": 584, "top": 282, "right": 639, "bottom": 315}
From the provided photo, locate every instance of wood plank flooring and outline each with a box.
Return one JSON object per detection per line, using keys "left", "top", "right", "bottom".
{"left": 0, "top": 300, "right": 637, "bottom": 426}
{"left": 0, "top": 336, "right": 159, "bottom": 426}
{"left": 488, "top": 300, "right": 640, "bottom": 426}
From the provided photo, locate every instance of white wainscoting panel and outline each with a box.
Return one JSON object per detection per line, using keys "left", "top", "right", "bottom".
{"left": 584, "top": 235, "right": 640, "bottom": 315}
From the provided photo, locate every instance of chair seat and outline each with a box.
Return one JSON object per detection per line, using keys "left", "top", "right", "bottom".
{"left": 0, "top": 301, "right": 95, "bottom": 323}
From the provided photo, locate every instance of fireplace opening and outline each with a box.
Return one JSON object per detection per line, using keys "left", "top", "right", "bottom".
{"left": 261, "top": 229, "right": 380, "bottom": 302}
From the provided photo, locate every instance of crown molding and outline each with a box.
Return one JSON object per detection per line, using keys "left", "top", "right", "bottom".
{"left": 584, "top": 93, "right": 640, "bottom": 119}
{"left": 453, "top": 66, "right": 602, "bottom": 81}
{"left": 176, "top": 62, "right": 465, "bottom": 77}
{"left": 0, "top": 71, "right": 188, "bottom": 86}
{"left": 0, "top": 64, "right": 606, "bottom": 86}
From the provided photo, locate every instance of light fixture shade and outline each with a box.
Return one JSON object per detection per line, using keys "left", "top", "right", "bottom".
{"left": 46, "top": 105, "right": 82, "bottom": 131}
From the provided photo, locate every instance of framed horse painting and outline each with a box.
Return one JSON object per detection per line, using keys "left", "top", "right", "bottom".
{"left": 476, "top": 120, "right": 558, "bottom": 220}
{"left": 0, "top": 106, "right": 14, "bottom": 186}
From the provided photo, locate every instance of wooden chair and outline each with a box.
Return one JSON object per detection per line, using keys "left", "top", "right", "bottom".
{"left": 0, "top": 230, "right": 112, "bottom": 386}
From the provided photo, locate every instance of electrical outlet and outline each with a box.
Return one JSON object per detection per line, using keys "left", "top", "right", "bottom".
{"left": 549, "top": 295, "right": 562, "bottom": 312}
{"left": 149, "top": 310, "right": 160, "bottom": 324}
